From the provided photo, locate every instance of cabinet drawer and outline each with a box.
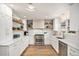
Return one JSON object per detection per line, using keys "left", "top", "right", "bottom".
{"left": 69, "top": 52, "right": 79, "bottom": 56}
{"left": 68, "top": 46, "right": 79, "bottom": 56}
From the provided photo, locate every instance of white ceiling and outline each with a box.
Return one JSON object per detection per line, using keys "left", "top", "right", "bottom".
{"left": 5, "top": 3, "right": 70, "bottom": 20}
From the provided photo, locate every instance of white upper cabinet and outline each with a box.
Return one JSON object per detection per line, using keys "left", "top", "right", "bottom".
{"left": 70, "top": 4, "right": 79, "bottom": 31}
{"left": 53, "top": 6, "right": 70, "bottom": 32}
{"left": 23, "top": 19, "right": 27, "bottom": 31}
{"left": 53, "top": 18, "right": 61, "bottom": 31}
{"left": 68, "top": 45, "right": 79, "bottom": 56}
{"left": 33, "top": 20, "right": 44, "bottom": 29}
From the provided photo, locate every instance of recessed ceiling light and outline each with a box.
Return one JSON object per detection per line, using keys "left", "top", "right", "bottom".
{"left": 45, "top": 16, "right": 49, "bottom": 19}
{"left": 25, "top": 3, "right": 35, "bottom": 12}
{"left": 24, "top": 16, "right": 26, "bottom": 18}
{"left": 10, "top": 4, "right": 14, "bottom": 7}
{"left": 25, "top": 8, "right": 35, "bottom": 12}
{"left": 45, "top": 16, "right": 48, "bottom": 18}
{"left": 28, "top": 4, "right": 35, "bottom": 10}
{"left": 28, "top": 3, "right": 35, "bottom": 9}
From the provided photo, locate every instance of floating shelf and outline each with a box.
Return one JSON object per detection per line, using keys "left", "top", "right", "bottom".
{"left": 45, "top": 20, "right": 53, "bottom": 29}
{"left": 13, "top": 17, "right": 24, "bottom": 25}
{"left": 13, "top": 30, "right": 23, "bottom": 31}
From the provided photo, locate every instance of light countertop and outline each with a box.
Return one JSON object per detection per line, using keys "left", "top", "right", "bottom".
{"left": 0, "top": 36, "right": 29, "bottom": 46}
{"left": 58, "top": 33, "right": 79, "bottom": 50}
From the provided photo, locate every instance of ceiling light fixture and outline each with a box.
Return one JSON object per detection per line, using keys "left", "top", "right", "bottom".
{"left": 10, "top": 4, "right": 14, "bottom": 7}
{"left": 24, "top": 16, "right": 26, "bottom": 18}
{"left": 26, "top": 3, "right": 35, "bottom": 12}
{"left": 28, "top": 3, "right": 35, "bottom": 9}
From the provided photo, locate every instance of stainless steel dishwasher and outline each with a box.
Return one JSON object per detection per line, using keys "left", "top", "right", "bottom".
{"left": 59, "top": 41, "right": 68, "bottom": 56}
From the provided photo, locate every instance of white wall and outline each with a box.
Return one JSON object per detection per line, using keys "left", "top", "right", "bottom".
{"left": 70, "top": 4, "right": 79, "bottom": 31}
{"left": 0, "top": 4, "right": 12, "bottom": 43}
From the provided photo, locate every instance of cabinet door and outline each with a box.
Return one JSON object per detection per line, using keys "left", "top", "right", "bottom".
{"left": 44, "top": 30, "right": 52, "bottom": 45}
{"left": 70, "top": 4, "right": 79, "bottom": 31}
{"left": 44, "top": 34, "right": 50, "bottom": 44}
{"left": 23, "top": 36, "right": 29, "bottom": 47}
{"left": 9, "top": 42, "right": 19, "bottom": 56}
{"left": 9, "top": 45, "right": 15, "bottom": 56}
{"left": 0, "top": 15, "right": 6, "bottom": 42}
{"left": 33, "top": 20, "right": 44, "bottom": 29}
{"left": 0, "top": 46, "right": 9, "bottom": 56}
{"left": 51, "top": 39, "right": 59, "bottom": 53}
{"left": 9, "top": 39, "right": 28, "bottom": 56}
{"left": 9, "top": 41, "right": 21, "bottom": 56}
{"left": 68, "top": 45, "right": 79, "bottom": 56}
{"left": 19, "top": 38, "right": 28, "bottom": 55}
{"left": 15, "top": 40, "right": 23, "bottom": 56}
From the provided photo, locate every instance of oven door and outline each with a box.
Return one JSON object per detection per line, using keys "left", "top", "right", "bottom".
{"left": 34, "top": 34, "right": 44, "bottom": 45}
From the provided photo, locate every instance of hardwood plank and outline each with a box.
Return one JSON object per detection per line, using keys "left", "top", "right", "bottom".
{"left": 21, "top": 45, "right": 58, "bottom": 56}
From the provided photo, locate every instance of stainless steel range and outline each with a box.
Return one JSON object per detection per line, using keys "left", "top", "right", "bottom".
{"left": 34, "top": 34, "right": 44, "bottom": 45}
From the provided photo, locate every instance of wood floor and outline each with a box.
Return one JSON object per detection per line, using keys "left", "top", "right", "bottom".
{"left": 21, "top": 45, "right": 58, "bottom": 56}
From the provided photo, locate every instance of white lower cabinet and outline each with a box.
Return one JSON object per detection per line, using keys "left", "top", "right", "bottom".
{"left": 50, "top": 37, "right": 59, "bottom": 53}
{"left": 9, "top": 44, "right": 15, "bottom": 56}
{"left": 68, "top": 45, "right": 79, "bottom": 56}
{"left": 45, "top": 36, "right": 59, "bottom": 53}
{"left": 10, "top": 39, "right": 28, "bottom": 56}
{"left": 0, "top": 37, "right": 29, "bottom": 56}
{"left": 0, "top": 46, "right": 9, "bottom": 56}
{"left": 44, "top": 35, "right": 50, "bottom": 45}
